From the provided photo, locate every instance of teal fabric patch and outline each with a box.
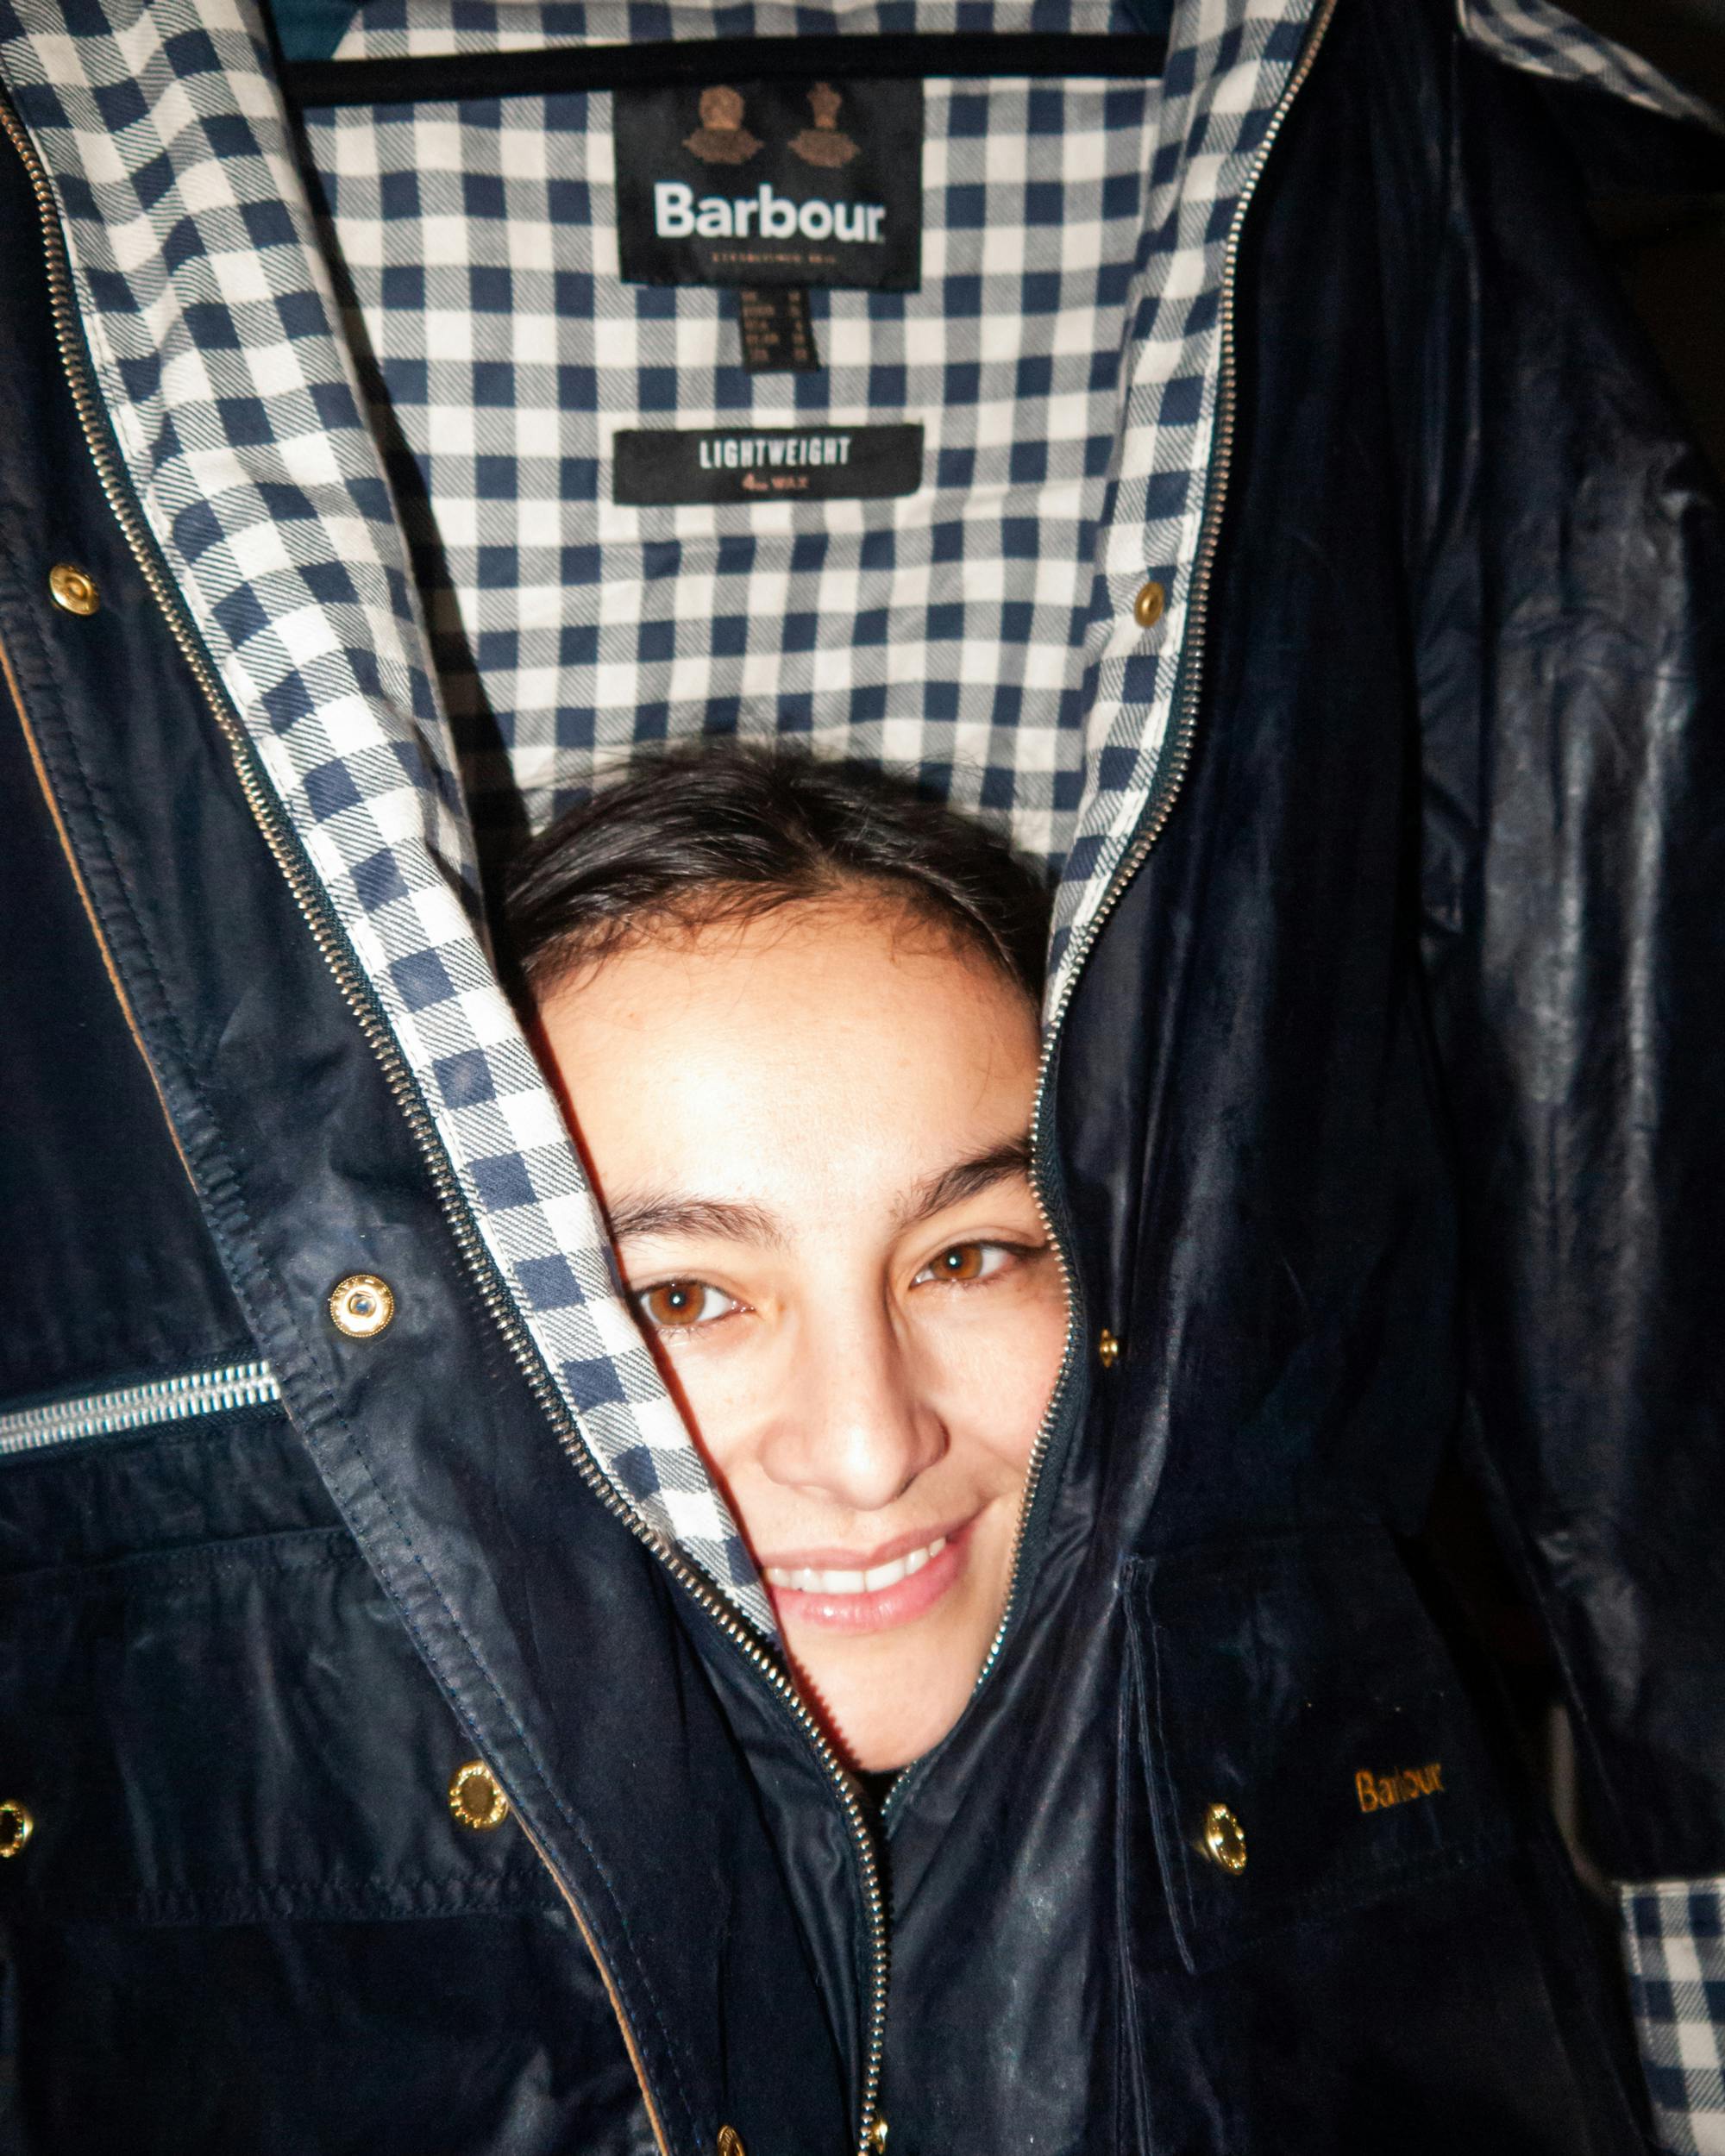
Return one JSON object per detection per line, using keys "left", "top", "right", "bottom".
{"left": 266, "top": 0, "right": 361, "bottom": 63}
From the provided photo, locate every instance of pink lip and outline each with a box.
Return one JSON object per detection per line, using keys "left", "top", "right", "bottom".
{"left": 762, "top": 1520, "right": 972, "bottom": 1636}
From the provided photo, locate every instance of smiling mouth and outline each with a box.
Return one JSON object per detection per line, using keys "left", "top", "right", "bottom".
{"left": 759, "top": 1525, "right": 971, "bottom": 1634}
{"left": 763, "top": 1535, "right": 948, "bottom": 1598}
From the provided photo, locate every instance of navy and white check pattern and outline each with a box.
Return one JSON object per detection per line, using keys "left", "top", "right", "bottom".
{"left": 1624, "top": 1882, "right": 1725, "bottom": 2154}
{"left": 1464, "top": 0, "right": 1723, "bottom": 133}
{"left": 305, "top": 3, "right": 1162, "bottom": 881}
{"left": 303, "top": 0, "right": 1324, "bottom": 1004}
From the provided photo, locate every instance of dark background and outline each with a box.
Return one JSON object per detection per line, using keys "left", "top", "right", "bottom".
{"left": 1572, "top": 0, "right": 1725, "bottom": 104}
{"left": 1571, "top": 0, "right": 1725, "bottom": 476}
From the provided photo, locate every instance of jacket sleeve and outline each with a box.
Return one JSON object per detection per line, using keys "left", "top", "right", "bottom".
{"left": 1409, "top": 24, "right": 1725, "bottom": 2152}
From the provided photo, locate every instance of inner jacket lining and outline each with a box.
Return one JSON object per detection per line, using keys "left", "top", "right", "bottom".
{"left": 301, "top": 5, "right": 1164, "bottom": 874}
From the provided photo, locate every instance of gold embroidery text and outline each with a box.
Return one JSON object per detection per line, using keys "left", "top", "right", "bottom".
{"left": 1355, "top": 1761, "right": 1444, "bottom": 1813}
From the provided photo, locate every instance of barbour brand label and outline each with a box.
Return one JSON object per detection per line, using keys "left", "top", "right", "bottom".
{"left": 613, "top": 78, "right": 923, "bottom": 291}
{"left": 1354, "top": 1761, "right": 1445, "bottom": 1813}
{"left": 613, "top": 425, "right": 924, "bottom": 505}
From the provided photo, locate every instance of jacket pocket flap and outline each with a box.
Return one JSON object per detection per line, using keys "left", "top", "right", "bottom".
{"left": 0, "top": 1523, "right": 556, "bottom": 1924}
{"left": 1125, "top": 1527, "right": 1515, "bottom": 1973}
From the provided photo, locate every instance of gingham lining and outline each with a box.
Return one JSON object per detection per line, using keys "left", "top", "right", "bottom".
{"left": 304, "top": 4, "right": 1164, "bottom": 879}
{"left": 0, "top": 0, "right": 1705, "bottom": 1635}
{"left": 1463, "top": 0, "right": 1724, "bottom": 134}
{"left": 301, "top": 0, "right": 1318, "bottom": 998}
{"left": 1623, "top": 1881, "right": 1725, "bottom": 2155}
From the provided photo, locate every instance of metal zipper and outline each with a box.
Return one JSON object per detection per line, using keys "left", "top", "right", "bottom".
{"left": 0, "top": 1359, "right": 281, "bottom": 1458}
{"left": 969, "top": 0, "right": 1345, "bottom": 1707}
{"left": 0, "top": 90, "right": 888, "bottom": 2156}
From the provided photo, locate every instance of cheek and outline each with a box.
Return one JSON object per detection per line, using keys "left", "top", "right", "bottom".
{"left": 644, "top": 1333, "right": 775, "bottom": 1483}
{"left": 921, "top": 1283, "right": 1069, "bottom": 1473}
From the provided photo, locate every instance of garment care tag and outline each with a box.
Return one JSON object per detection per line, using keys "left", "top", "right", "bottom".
{"left": 613, "top": 78, "right": 923, "bottom": 291}
{"left": 613, "top": 424, "right": 924, "bottom": 505}
{"left": 737, "top": 287, "right": 820, "bottom": 372}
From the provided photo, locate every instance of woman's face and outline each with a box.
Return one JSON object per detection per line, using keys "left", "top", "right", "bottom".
{"left": 535, "top": 894, "right": 1068, "bottom": 1771}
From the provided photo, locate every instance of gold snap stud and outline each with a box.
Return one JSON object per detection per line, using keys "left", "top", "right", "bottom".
{"left": 717, "top": 2128, "right": 746, "bottom": 2156}
{"left": 328, "top": 1273, "right": 395, "bottom": 1339}
{"left": 47, "top": 562, "right": 100, "bottom": 617}
{"left": 1097, "top": 1328, "right": 1120, "bottom": 1370}
{"left": 0, "top": 1801, "right": 34, "bottom": 1858}
{"left": 448, "top": 1759, "right": 509, "bottom": 1833}
{"left": 1132, "top": 579, "right": 1165, "bottom": 630}
{"left": 1201, "top": 1801, "right": 1247, "bottom": 1875}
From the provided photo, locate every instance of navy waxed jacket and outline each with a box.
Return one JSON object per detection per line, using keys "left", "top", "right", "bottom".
{"left": 0, "top": 0, "right": 1722, "bottom": 2151}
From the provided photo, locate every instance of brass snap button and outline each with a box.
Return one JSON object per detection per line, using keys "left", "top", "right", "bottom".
{"left": 717, "top": 2130, "right": 746, "bottom": 2156}
{"left": 328, "top": 1273, "right": 395, "bottom": 1339}
{"left": 1201, "top": 1801, "right": 1247, "bottom": 1875}
{"left": 0, "top": 1801, "right": 34, "bottom": 1858}
{"left": 1097, "top": 1328, "right": 1120, "bottom": 1370}
{"left": 448, "top": 1759, "right": 509, "bottom": 1832}
{"left": 47, "top": 562, "right": 100, "bottom": 617}
{"left": 1132, "top": 578, "right": 1165, "bottom": 630}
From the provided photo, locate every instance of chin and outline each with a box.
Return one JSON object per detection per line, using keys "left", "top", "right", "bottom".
{"left": 799, "top": 1636, "right": 988, "bottom": 1776}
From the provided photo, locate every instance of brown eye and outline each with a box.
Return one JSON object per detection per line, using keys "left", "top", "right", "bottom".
{"left": 911, "top": 1241, "right": 1031, "bottom": 1290}
{"left": 640, "top": 1280, "right": 730, "bottom": 1331}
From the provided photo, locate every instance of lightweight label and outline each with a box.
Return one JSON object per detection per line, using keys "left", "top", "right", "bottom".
{"left": 613, "top": 425, "right": 925, "bottom": 505}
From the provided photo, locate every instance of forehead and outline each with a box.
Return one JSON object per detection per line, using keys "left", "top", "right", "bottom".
{"left": 535, "top": 897, "right": 1041, "bottom": 1216}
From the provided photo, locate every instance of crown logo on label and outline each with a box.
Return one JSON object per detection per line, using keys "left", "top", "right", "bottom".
{"left": 790, "top": 82, "right": 859, "bottom": 169}
{"left": 684, "top": 85, "right": 762, "bottom": 166}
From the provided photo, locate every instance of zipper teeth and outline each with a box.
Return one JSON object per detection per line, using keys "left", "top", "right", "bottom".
{"left": 0, "top": 1359, "right": 281, "bottom": 1457}
{"left": 0, "top": 91, "right": 888, "bottom": 2154}
{"left": 972, "top": 0, "right": 1342, "bottom": 1701}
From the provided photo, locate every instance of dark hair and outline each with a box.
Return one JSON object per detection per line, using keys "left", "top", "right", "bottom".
{"left": 503, "top": 744, "right": 1051, "bottom": 1005}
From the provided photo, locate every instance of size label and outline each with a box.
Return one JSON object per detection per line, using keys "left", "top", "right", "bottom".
{"left": 613, "top": 78, "right": 922, "bottom": 291}
{"left": 737, "top": 286, "right": 820, "bottom": 373}
{"left": 613, "top": 425, "right": 925, "bottom": 505}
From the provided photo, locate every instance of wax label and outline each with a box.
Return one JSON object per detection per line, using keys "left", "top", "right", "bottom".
{"left": 613, "top": 424, "right": 925, "bottom": 505}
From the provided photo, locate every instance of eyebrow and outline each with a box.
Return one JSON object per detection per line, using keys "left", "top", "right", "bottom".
{"left": 603, "top": 1193, "right": 787, "bottom": 1249}
{"left": 602, "top": 1136, "right": 1035, "bottom": 1253}
{"left": 894, "top": 1136, "right": 1034, "bottom": 1231}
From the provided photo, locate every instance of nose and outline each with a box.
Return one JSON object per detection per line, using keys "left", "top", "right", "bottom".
{"left": 758, "top": 1301, "right": 945, "bottom": 1514}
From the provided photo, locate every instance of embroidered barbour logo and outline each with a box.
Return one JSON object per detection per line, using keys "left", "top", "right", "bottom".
{"left": 659, "top": 82, "right": 882, "bottom": 245}
{"left": 683, "top": 85, "right": 762, "bottom": 166}
{"left": 1355, "top": 1761, "right": 1445, "bottom": 1813}
{"left": 652, "top": 180, "right": 886, "bottom": 246}
{"left": 790, "top": 84, "right": 859, "bottom": 169}
{"left": 615, "top": 78, "right": 922, "bottom": 293}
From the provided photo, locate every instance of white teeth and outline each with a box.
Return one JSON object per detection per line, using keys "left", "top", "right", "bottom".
{"left": 765, "top": 1534, "right": 949, "bottom": 1598}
